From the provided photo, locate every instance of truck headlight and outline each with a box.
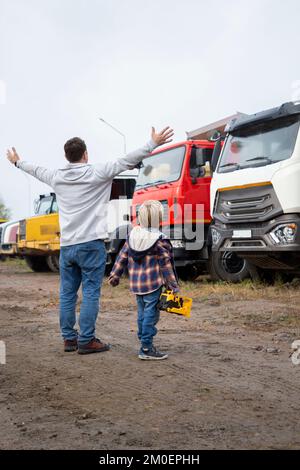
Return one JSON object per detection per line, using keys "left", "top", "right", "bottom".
{"left": 211, "top": 228, "right": 221, "bottom": 245}
{"left": 269, "top": 223, "right": 297, "bottom": 244}
{"left": 171, "top": 239, "right": 185, "bottom": 248}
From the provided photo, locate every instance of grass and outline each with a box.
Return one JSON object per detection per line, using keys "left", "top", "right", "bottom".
{"left": 100, "top": 274, "right": 300, "bottom": 325}
{"left": 1, "top": 257, "right": 27, "bottom": 266}
{"left": 2, "top": 259, "right": 300, "bottom": 327}
{"left": 178, "top": 277, "right": 300, "bottom": 303}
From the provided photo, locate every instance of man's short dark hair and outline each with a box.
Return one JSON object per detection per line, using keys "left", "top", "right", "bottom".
{"left": 64, "top": 137, "right": 87, "bottom": 163}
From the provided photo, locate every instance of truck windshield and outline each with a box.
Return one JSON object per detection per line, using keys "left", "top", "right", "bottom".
{"left": 135, "top": 146, "right": 185, "bottom": 188}
{"left": 218, "top": 115, "right": 300, "bottom": 173}
{"left": 36, "top": 196, "right": 57, "bottom": 215}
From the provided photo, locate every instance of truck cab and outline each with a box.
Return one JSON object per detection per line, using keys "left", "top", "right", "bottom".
{"left": 210, "top": 101, "right": 300, "bottom": 279}
{"left": 131, "top": 140, "right": 215, "bottom": 279}
{"left": 33, "top": 193, "right": 58, "bottom": 215}
{"left": 104, "top": 172, "right": 137, "bottom": 268}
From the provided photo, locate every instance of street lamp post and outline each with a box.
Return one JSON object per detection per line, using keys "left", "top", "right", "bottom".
{"left": 98, "top": 118, "right": 127, "bottom": 155}
{"left": 21, "top": 172, "right": 32, "bottom": 217}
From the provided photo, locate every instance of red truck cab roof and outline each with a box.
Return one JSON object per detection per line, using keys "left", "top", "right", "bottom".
{"left": 150, "top": 139, "right": 214, "bottom": 155}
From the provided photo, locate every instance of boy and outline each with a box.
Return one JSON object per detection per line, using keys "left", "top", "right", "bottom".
{"left": 108, "top": 200, "right": 179, "bottom": 360}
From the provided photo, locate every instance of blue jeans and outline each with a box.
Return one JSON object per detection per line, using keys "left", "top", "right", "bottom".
{"left": 136, "top": 287, "right": 162, "bottom": 349}
{"left": 59, "top": 239, "right": 106, "bottom": 345}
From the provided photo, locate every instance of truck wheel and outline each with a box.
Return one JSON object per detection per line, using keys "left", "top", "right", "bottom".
{"left": 25, "top": 256, "right": 51, "bottom": 273}
{"left": 176, "top": 265, "right": 202, "bottom": 281}
{"left": 46, "top": 254, "right": 60, "bottom": 273}
{"left": 208, "top": 251, "right": 252, "bottom": 282}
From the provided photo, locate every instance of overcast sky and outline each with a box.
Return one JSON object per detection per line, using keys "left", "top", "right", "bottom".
{"left": 1, "top": 0, "right": 300, "bottom": 219}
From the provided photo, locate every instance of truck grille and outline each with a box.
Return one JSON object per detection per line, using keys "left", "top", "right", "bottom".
{"left": 225, "top": 240, "right": 266, "bottom": 248}
{"left": 214, "top": 184, "right": 282, "bottom": 224}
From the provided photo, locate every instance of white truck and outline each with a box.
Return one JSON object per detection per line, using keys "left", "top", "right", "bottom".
{"left": 0, "top": 220, "right": 19, "bottom": 260}
{"left": 210, "top": 101, "right": 300, "bottom": 281}
{"left": 104, "top": 171, "right": 137, "bottom": 269}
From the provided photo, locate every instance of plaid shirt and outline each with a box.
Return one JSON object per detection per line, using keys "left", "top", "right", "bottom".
{"left": 109, "top": 238, "right": 179, "bottom": 295}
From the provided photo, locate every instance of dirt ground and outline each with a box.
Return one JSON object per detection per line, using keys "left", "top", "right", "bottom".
{"left": 0, "top": 259, "right": 300, "bottom": 450}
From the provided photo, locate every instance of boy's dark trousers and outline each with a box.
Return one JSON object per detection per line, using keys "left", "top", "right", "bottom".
{"left": 136, "top": 287, "right": 162, "bottom": 349}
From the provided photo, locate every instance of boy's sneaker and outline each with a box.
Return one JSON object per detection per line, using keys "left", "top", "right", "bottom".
{"left": 138, "top": 346, "right": 168, "bottom": 361}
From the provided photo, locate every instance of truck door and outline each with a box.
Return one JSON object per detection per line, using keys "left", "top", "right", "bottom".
{"left": 108, "top": 178, "right": 136, "bottom": 235}
{"left": 188, "top": 146, "right": 213, "bottom": 221}
{"left": 184, "top": 146, "right": 214, "bottom": 247}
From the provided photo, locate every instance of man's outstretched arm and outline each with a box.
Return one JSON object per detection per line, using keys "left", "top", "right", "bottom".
{"left": 6, "top": 147, "right": 56, "bottom": 187}
{"left": 94, "top": 126, "right": 174, "bottom": 181}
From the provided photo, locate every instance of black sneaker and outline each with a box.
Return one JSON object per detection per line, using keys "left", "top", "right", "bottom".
{"left": 138, "top": 346, "right": 168, "bottom": 361}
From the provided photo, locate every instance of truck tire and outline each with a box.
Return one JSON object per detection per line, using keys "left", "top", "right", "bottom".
{"left": 25, "top": 255, "right": 51, "bottom": 273}
{"left": 208, "top": 251, "right": 253, "bottom": 283}
{"left": 46, "top": 254, "right": 60, "bottom": 273}
{"left": 176, "top": 265, "right": 202, "bottom": 281}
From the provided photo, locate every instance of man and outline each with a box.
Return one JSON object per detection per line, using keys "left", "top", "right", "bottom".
{"left": 7, "top": 126, "right": 173, "bottom": 354}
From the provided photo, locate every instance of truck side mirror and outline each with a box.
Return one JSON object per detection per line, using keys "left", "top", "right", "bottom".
{"left": 190, "top": 167, "right": 206, "bottom": 179}
{"left": 209, "top": 130, "right": 221, "bottom": 142}
{"left": 211, "top": 138, "right": 222, "bottom": 173}
{"left": 190, "top": 147, "right": 209, "bottom": 183}
{"left": 195, "top": 148, "right": 206, "bottom": 167}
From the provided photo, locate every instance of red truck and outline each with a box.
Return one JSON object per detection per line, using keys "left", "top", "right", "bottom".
{"left": 129, "top": 138, "right": 249, "bottom": 281}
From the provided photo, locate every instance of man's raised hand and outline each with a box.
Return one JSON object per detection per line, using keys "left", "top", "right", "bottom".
{"left": 151, "top": 127, "right": 174, "bottom": 147}
{"left": 6, "top": 147, "right": 20, "bottom": 165}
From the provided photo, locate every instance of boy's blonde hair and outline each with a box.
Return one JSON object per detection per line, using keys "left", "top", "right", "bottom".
{"left": 138, "top": 200, "right": 164, "bottom": 229}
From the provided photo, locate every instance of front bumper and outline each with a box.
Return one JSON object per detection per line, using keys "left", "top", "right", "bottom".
{"left": 211, "top": 214, "right": 300, "bottom": 270}
{"left": 0, "top": 243, "right": 18, "bottom": 256}
{"left": 172, "top": 244, "right": 208, "bottom": 267}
